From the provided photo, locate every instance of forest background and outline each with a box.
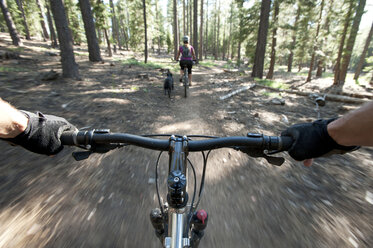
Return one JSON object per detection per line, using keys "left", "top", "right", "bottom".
{"left": 0, "top": 0, "right": 373, "bottom": 87}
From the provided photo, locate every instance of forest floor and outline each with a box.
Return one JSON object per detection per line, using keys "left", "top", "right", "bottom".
{"left": 0, "top": 33, "right": 372, "bottom": 248}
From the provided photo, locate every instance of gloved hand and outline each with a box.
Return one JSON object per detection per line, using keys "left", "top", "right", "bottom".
{"left": 3, "top": 111, "right": 77, "bottom": 155}
{"left": 281, "top": 118, "right": 359, "bottom": 161}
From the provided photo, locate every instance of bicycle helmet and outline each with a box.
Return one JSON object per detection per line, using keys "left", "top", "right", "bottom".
{"left": 182, "top": 36, "right": 189, "bottom": 43}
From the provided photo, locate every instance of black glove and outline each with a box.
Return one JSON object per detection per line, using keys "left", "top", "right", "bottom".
{"left": 3, "top": 111, "right": 77, "bottom": 155}
{"left": 281, "top": 118, "right": 359, "bottom": 161}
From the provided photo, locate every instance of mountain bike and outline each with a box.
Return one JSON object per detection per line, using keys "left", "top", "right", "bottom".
{"left": 61, "top": 130, "right": 292, "bottom": 248}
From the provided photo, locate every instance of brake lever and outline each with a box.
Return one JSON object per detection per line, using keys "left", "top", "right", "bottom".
{"left": 234, "top": 147, "right": 285, "bottom": 166}
{"left": 71, "top": 143, "right": 127, "bottom": 161}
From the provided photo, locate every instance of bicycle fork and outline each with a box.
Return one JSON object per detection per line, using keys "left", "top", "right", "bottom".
{"left": 150, "top": 208, "right": 208, "bottom": 248}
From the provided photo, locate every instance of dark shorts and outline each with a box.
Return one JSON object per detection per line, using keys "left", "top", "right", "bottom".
{"left": 180, "top": 60, "right": 193, "bottom": 74}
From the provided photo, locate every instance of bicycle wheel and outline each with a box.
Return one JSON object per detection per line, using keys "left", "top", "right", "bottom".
{"left": 168, "top": 88, "right": 171, "bottom": 98}
{"left": 184, "top": 69, "right": 188, "bottom": 98}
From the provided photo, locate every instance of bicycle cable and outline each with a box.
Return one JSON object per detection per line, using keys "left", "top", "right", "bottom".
{"left": 194, "top": 150, "right": 212, "bottom": 210}
{"left": 185, "top": 157, "right": 197, "bottom": 235}
{"left": 155, "top": 151, "right": 164, "bottom": 215}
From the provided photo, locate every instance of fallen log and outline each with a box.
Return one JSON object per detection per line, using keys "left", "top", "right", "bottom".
{"left": 219, "top": 84, "right": 256, "bottom": 100}
{"left": 253, "top": 84, "right": 369, "bottom": 104}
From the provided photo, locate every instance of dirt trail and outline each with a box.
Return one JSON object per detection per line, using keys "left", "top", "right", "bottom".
{"left": 0, "top": 36, "right": 372, "bottom": 248}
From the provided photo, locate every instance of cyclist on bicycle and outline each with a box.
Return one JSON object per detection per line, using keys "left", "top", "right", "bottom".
{"left": 176, "top": 36, "right": 196, "bottom": 86}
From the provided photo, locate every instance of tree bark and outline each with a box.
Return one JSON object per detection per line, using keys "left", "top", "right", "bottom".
{"left": 287, "top": 4, "right": 300, "bottom": 72}
{"left": 198, "top": 0, "right": 203, "bottom": 60}
{"left": 189, "top": 0, "right": 193, "bottom": 42}
{"left": 109, "top": 0, "right": 121, "bottom": 50}
{"left": 0, "top": 0, "right": 22, "bottom": 46}
{"left": 183, "top": 0, "right": 186, "bottom": 35}
{"left": 104, "top": 28, "right": 112, "bottom": 57}
{"left": 143, "top": 0, "right": 148, "bottom": 63}
{"left": 252, "top": 0, "right": 271, "bottom": 78}
{"left": 173, "top": 0, "right": 179, "bottom": 60}
{"left": 333, "top": 0, "right": 354, "bottom": 85}
{"left": 36, "top": 0, "right": 49, "bottom": 40}
{"left": 337, "top": 0, "right": 366, "bottom": 86}
{"left": 306, "top": 0, "right": 325, "bottom": 82}
{"left": 15, "top": 0, "right": 31, "bottom": 40}
{"left": 237, "top": 0, "right": 244, "bottom": 65}
{"left": 227, "top": 3, "right": 233, "bottom": 60}
{"left": 50, "top": 0, "right": 80, "bottom": 79}
{"left": 193, "top": 0, "right": 198, "bottom": 59}
{"left": 46, "top": 2, "right": 58, "bottom": 47}
{"left": 354, "top": 21, "right": 373, "bottom": 80}
{"left": 79, "top": 0, "right": 102, "bottom": 62}
{"left": 266, "top": 0, "right": 280, "bottom": 79}
{"left": 204, "top": 0, "right": 208, "bottom": 59}
{"left": 316, "top": 0, "right": 334, "bottom": 77}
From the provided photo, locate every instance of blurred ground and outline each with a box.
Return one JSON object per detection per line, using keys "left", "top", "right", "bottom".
{"left": 0, "top": 33, "right": 372, "bottom": 248}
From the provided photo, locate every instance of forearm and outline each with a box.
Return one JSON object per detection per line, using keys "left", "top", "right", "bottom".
{"left": 0, "top": 98, "right": 28, "bottom": 138}
{"left": 327, "top": 101, "right": 373, "bottom": 146}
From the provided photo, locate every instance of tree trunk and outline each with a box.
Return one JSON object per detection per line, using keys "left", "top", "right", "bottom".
{"left": 237, "top": 0, "right": 244, "bottom": 65}
{"left": 337, "top": 0, "right": 366, "bottom": 86}
{"left": 46, "top": 2, "right": 58, "bottom": 47}
{"left": 333, "top": 0, "right": 354, "bottom": 85}
{"left": 252, "top": 0, "right": 271, "bottom": 78}
{"left": 306, "top": 0, "right": 325, "bottom": 82}
{"left": 0, "top": 0, "right": 22, "bottom": 46}
{"left": 173, "top": 0, "right": 179, "bottom": 60}
{"left": 15, "top": 0, "right": 31, "bottom": 40}
{"left": 266, "top": 0, "right": 280, "bottom": 79}
{"left": 354, "top": 21, "right": 373, "bottom": 80}
{"left": 190, "top": 0, "right": 193, "bottom": 42}
{"left": 79, "top": 0, "right": 102, "bottom": 62}
{"left": 36, "top": 0, "right": 49, "bottom": 40}
{"left": 227, "top": 3, "right": 233, "bottom": 60}
{"left": 104, "top": 28, "right": 112, "bottom": 57}
{"left": 183, "top": 0, "right": 186, "bottom": 35}
{"left": 143, "top": 0, "right": 148, "bottom": 63}
{"left": 198, "top": 0, "right": 203, "bottom": 60}
{"left": 287, "top": 4, "right": 300, "bottom": 72}
{"left": 186, "top": 0, "right": 189, "bottom": 35}
{"left": 316, "top": 0, "right": 334, "bottom": 77}
{"left": 49, "top": 0, "right": 80, "bottom": 79}
{"left": 193, "top": 0, "right": 198, "bottom": 59}
{"left": 109, "top": 0, "right": 121, "bottom": 50}
{"left": 204, "top": 0, "right": 208, "bottom": 59}
{"left": 216, "top": 0, "right": 220, "bottom": 60}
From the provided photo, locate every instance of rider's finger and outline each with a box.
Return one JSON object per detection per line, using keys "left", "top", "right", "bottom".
{"left": 303, "top": 159, "right": 313, "bottom": 167}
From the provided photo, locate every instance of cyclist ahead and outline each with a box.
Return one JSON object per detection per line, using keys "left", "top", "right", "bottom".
{"left": 176, "top": 36, "right": 196, "bottom": 86}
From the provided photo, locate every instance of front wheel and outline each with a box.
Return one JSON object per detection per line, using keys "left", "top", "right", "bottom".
{"left": 184, "top": 82, "right": 188, "bottom": 98}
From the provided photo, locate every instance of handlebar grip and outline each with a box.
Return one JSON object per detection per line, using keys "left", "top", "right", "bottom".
{"left": 280, "top": 136, "right": 294, "bottom": 151}
{"left": 61, "top": 131, "right": 78, "bottom": 145}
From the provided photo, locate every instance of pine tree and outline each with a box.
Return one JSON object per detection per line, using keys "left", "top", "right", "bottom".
{"left": 50, "top": 0, "right": 80, "bottom": 79}
{"left": 142, "top": 0, "right": 148, "bottom": 63}
{"left": 252, "top": 0, "right": 271, "bottom": 78}
{"left": 36, "top": 0, "right": 49, "bottom": 40}
{"left": 46, "top": 1, "right": 58, "bottom": 47}
{"left": 0, "top": 0, "right": 22, "bottom": 46}
{"left": 15, "top": 0, "right": 31, "bottom": 40}
{"left": 354, "top": 22, "right": 373, "bottom": 80}
{"left": 333, "top": 0, "right": 355, "bottom": 85}
{"left": 79, "top": 0, "right": 102, "bottom": 62}
{"left": 337, "top": 0, "right": 366, "bottom": 86}
{"left": 173, "top": 0, "right": 179, "bottom": 60}
{"left": 306, "top": 0, "right": 325, "bottom": 82}
{"left": 266, "top": 0, "right": 280, "bottom": 79}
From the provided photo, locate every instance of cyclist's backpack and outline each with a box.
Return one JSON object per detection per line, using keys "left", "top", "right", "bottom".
{"left": 182, "top": 45, "right": 192, "bottom": 59}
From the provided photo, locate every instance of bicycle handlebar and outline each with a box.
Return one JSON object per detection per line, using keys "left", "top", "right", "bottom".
{"left": 61, "top": 130, "right": 293, "bottom": 152}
